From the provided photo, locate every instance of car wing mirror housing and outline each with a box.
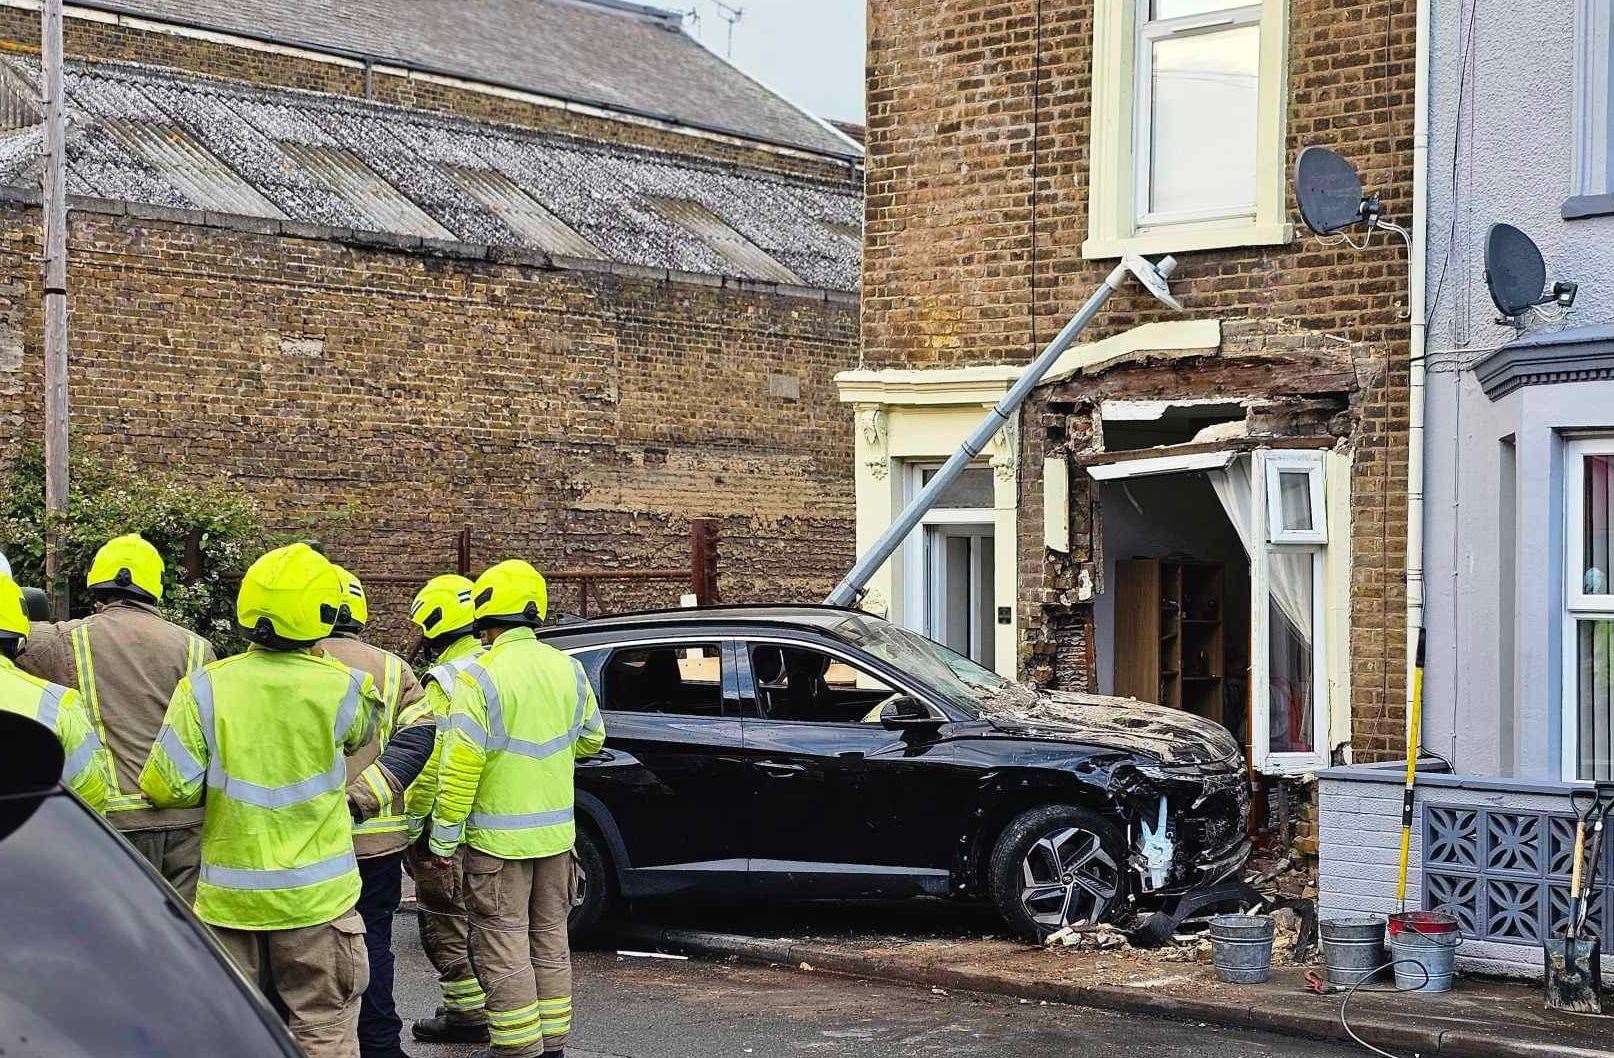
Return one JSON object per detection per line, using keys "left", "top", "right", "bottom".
{"left": 881, "top": 696, "right": 941, "bottom": 730}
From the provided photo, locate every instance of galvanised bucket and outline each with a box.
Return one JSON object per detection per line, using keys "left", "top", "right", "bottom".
{"left": 1210, "top": 914, "right": 1275, "bottom": 985}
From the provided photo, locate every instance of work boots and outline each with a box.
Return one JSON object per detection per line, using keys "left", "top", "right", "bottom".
{"left": 412, "top": 1013, "right": 490, "bottom": 1045}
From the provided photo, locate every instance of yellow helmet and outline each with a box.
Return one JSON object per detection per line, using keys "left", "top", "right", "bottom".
{"left": 87, "top": 533, "right": 165, "bottom": 602}
{"left": 472, "top": 559, "right": 548, "bottom": 628}
{"left": 332, "top": 564, "right": 368, "bottom": 632}
{"left": 410, "top": 574, "right": 476, "bottom": 640}
{"left": 0, "top": 574, "right": 29, "bottom": 641}
{"left": 236, "top": 543, "right": 343, "bottom": 648}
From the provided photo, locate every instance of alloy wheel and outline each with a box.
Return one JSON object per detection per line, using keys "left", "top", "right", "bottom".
{"left": 1018, "top": 825, "right": 1120, "bottom": 930}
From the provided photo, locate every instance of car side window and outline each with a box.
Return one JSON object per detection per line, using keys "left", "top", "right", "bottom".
{"left": 749, "top": 644, "right": 898, "bottom": 724}
{"left": 602, "top": 643, "right": 724, "bottom": 717}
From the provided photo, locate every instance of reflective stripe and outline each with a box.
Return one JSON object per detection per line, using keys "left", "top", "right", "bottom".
{"left": 381, "top": 655, "right": 400, "bottom": 743}
{"left": 61, "top": 729, "right": 102, "bottom": 785}
{"left": 107, "top": 792, "right": 153, "bottom": 812}
{"left": 432, "top": 819, "right": 465, "bottom": 847}
{"left": 68, "top": 625, "right": 102, "bottom": 731}
{"left": 426, "top": 655, "right": 476, "bottom": 691}
{"left": 201, "top": 849, "right": 357, "bottom": 891}
{"left": 192, "top": 670, "right": 217, "bottom": 752}
{"left": 213, "top": 755, "right": 346, "bottom": 809}
{"left": 501, "top": 728, "right": 578, "bottom": 760}
{"left": 361, "top": 764, "right": 392, "bottom": 811}
{"left": 572, "top": 662, "right": 591, "bottom": 730}
{"left": 156, "top": 724, "right": 206, "bottom": 786}
{"left": 467, "top": 806, "right": 573, "bottom": 830}
{"left": 35, "top": 682, "right": 67, "bottom": 730}
{"left": 440, "top": 713, "right": 490, "bottom": 747}
{"left": 461, "top": 659, "right": 587, "bottom": 762}
{"left": 185, "top": 635, "right": 205, "bottom": 675}
{"left": 334, "top": 670, "right": 364, "bottom": 745}
{"left": 352, "top": 818, "right": 409, "bottom": 835}
{"left": 465, "top": 662, "right": 506, "bottom": 739}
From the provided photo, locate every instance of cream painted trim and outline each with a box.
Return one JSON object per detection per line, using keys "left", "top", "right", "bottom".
{"left": 1044, "top": 456, "right": 1070, "bottom": 553}
{"left": 835, "top": 366, "right": 1019, "bottom": 406}
{"left": 7, "top": 0, "right": 851, "bottom": 167}
{"left": 1324, "top": 449, "right": 1354, "bottom": 759}
{"left": 1042, "top": 319, "right": 1221, "bottom": 383}
{"left": 1085, "top": 0, "right": 1292, "bottom": 261}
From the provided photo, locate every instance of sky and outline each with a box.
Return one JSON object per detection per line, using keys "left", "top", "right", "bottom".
{"left": 677, "top": 0, "right": 866, "bottom": 125}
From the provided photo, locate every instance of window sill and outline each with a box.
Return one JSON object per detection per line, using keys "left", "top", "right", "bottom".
{"left": 1562, "top": 193, "right": 1614, "bottom": 220}
{"left": 1083, "top": 220, "right": 1293, "bottom": 261}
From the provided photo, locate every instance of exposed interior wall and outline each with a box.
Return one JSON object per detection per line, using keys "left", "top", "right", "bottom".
{"left": 0, "top": 208, "right": 860, "bottom": 649}
{"left": 1094, "top": 474, "right": 1250, "bottom": 713}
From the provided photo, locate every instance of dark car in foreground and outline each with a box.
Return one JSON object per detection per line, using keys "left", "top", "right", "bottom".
{"left": 0, "top": 711, "right": 300, "bottom": 1058}
{"left": 550, "top": 606, "right": 1249, "bottom": 940}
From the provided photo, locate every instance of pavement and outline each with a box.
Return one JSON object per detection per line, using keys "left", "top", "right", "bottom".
{"left": 392, "top": 912, "right": 1363, "bottom": 1057}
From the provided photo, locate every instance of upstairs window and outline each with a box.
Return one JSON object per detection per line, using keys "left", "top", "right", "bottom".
{"left": 1570, "top": 0, "right": 1613, "bottom": 209}
{"left": 1086, "top": 0, "right": 1291, "bottom": 258}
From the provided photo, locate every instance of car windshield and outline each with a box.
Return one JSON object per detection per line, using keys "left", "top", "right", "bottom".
{"left": 831, "top": 612, "right": 1035, "bottom": 716}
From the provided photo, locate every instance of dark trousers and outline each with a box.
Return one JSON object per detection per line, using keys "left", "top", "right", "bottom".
{"left": 357, "top": 852, "right": 405, "bottom": 1058}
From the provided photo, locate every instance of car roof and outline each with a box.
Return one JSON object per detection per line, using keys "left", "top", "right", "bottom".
{"left": 536, "top": 603, "right": 866, "bottom": 640}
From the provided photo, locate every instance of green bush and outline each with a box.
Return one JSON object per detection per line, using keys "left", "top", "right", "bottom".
{"left": 1, "top": 447, "right": 284, "bottom": 653}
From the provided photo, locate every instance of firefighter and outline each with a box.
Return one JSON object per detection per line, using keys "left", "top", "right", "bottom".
{"left": 19, "top": 533, "right": 214, "bottom": 898}
{"left": 140, "top": 542, "right": 381, "bottom": 1058}
{"left": 0, "top": 572, "right": 109, "bottom": 811}
{"left": 319, "top": 566, "right": 435, "bottom": 1058}
{"left": 403, "top": 574, "right": 490, "bottom": 1045}
{"left": 429, "top": 560, "right": 604, "bottom": 1058}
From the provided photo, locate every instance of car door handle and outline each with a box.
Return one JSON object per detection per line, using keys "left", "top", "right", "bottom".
{"left": 755, "top": 760, "right": 806, "bottom": 777}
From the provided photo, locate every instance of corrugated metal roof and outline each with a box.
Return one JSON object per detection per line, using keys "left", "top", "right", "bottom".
{"left": 445, "top": 164, "right": 599, "bottom": 259}
{"left": 0, "top": 56, "right": 861, "bottom": 291}
{"left": 76, "top": 0, "right": 861, "bottom": 159}
{"left": 643, "top": 195, "right": 800, "bottom": 284}
{"left": 104, "top": 120, "right": 285, "bottom": 219}
{"left": 280, "top": 141, "right": 454, "bottom": 239}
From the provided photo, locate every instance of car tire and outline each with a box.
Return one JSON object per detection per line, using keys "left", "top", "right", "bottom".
{"left": 988, "top": 804, "right": 1128, "bottom": 942}
{"left": 568, "top": 824, "right": 617, "bottom": 944}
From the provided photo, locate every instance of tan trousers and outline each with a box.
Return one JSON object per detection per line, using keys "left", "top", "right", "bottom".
{"left": 217, "top": 910, "right": 370, "bottom": 1058}
{"left": 407, "top": 841, "right": 486, "bottom": 1023}
{"left": 124, "top": 824, "right": 202, "bottom": 904}
{"left": 465, "top": 849, "right": 578, "bottom": 1056}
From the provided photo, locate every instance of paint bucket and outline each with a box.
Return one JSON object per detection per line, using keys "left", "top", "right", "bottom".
{"left": 1319, "top": 916, "right": 1386, "bottom": 987}
{"left": 1387, "top": 911, "right": 1460, "bottom": 993}
{"left": 1210, "top": 914, "right": 1275, "bottom": 984}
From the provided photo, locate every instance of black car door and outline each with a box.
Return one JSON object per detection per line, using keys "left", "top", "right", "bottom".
{"left": 735, "top": 637, "right": 973, "bottom": 898}
{"left": 572, "top": 639, "right": 748, "bottom": 896}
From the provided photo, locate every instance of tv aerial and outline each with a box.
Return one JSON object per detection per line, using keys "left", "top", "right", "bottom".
{"left": 1483, "top": 222, "right": 1577, "bottom": 328}
{"left": 1294, "top": 146, "right": 1408, "bottom": 247}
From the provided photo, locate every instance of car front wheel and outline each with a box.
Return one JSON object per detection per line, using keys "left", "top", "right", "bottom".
{"left": 568, "top": 824, "right": 616, "bottom": 943}
{"left": 987, "top": 804, "right": 1127, "bottom": 942}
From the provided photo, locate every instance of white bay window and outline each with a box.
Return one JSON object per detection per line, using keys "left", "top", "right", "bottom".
{"left": 1565, "top": 438, "right": 1614, "bottom": 781}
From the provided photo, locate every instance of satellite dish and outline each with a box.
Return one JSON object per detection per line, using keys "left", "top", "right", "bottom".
{"left": 1295, "top": 147, "right": 1377, "bottom": 235}
{"left": 1484, "top": 223, "right": 1578, "bottom": 321}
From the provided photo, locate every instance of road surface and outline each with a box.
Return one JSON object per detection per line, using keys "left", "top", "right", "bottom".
{"left": 392, "top": 914, "right": 1361, "bottom": 1057}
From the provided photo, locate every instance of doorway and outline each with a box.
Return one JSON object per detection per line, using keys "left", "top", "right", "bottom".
{"left": 901, "top": 462, "right": 997, "bottom": 669}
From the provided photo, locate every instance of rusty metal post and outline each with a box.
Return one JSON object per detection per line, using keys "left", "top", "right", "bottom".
{"left": 182, "top": 528, "right": 203, "bottom": 584}
{"left": 456, "top": 525, "right": 471, "bottom": 576}
{"left": 691, "top": 519, "right": 718, "bottom": 606}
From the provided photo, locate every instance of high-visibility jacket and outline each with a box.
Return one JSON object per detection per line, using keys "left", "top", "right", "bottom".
{"left": 139, "top": 646, "right": 380, "bottom": 931}
{"left": 0, "top": 655, "right": 110, "bottom": 812}
{"left": 20, "top": 600, "right": 214, "bottom": 830}
{"left": 430, "top": 627, "right": 603, "bottom": 859}
{"left": 318, "top": 633, "right": 430, "bottom": 858}
{"left": 403, "top": 633, "right": 483, "bottom": 840}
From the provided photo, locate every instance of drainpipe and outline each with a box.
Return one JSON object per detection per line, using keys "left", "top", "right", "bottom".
{"left": 1404, "top": 0, "right": 1431, "bottom": 760}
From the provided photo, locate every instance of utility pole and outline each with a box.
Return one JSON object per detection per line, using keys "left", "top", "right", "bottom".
{"left": 41, "top": 0, "right": 69, "bottom": 617}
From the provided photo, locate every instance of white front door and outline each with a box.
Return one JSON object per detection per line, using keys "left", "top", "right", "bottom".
{"left": 924, "top": 524, "right": 996, "bottom": 669}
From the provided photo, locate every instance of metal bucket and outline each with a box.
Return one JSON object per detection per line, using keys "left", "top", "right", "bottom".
{"left": 1387, "top": 911, "right": 1460, "bottom": 993}
{"left": 1319, "top": 916, "right": 1386, "bottom": 987}
{"left": 1210, "top": 914, "right": 1275, "bottom": 984}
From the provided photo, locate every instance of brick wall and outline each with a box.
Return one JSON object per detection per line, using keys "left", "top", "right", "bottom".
{"left": 0, "top": 6, "right": 858, "bottom": 185}
{"left": 866, "top": 0, "right": 1415, "bottom": 759}
{"left": 0, "top": 206, "right": 859, "bottom": 649}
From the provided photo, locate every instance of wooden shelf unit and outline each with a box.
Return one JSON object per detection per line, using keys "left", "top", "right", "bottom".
{"left": 1115, "top": 559, "right": 1226, "bottom": 724}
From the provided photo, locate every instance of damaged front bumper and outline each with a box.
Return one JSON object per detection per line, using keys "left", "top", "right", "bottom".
{"left": 1115, "top": 760, "right": 1251, "bottom": 900}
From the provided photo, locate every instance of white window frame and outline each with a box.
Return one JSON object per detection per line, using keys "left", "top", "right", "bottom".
{"left": 1085, "top": 0, "right": 1292, "bottom": 259}
{"left": 1573, "top": 0, "right": 1613, "bottom": 198}
{"left": 1132, "top": 1, "right": 1265, "bottom": 229}
{"left": 1561, "top": 437, "right": 1614, "bottom": 782}
{"left": 899, "top": 462, "right": 995, "bottom": 650}
{"left": 1264, "top": 450, "right": 1328, "bottom": 545}
{"left": 1250, "top": 449, "right": 1330, "bottom": 774}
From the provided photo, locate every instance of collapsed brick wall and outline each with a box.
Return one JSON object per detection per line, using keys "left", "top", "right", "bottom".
{"left": 0, "top": 7, "right": 858, "bottom": 185}
{"left": 866, "top": 0, "right": 1416, "bottom": 760}
{"left": 0, "top": 207, "right": 859, "bottom": 650}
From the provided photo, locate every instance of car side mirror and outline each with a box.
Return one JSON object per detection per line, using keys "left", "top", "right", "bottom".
{"left": 880, "top": 695, "right": 939, "bottom": 730}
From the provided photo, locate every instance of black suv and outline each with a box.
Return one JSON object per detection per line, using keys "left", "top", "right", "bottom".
{"left": 550, "top": 606, "right": 1249, "bottom": 940}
